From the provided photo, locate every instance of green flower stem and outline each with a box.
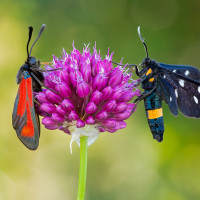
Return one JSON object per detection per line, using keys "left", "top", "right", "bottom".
{"left": 77, "top": 136, "right": 88, "bottom": 200}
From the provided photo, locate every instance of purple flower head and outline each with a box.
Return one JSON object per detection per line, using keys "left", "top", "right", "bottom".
{"left": 35, "top": 44, "right": 140, "bottom": 150}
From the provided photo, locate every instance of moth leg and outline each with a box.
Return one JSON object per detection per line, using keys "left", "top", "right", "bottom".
{"left": 130, "top": 88, "right": 154, "bottom": 114}
{"left": 134, "top": 73, "right": 152, "bottom": 87}
{"left": 111, "top": 61, "right": 137, "bottom": 68}
{"left": 134, "top": 66, "right": 141, "bottom": 76}
{"left": 128, "top": 65, "right": 141, "bottom": 76}
{"left": 30, "top": 67, "right": 61, "bottom": 73}
{"left": 30, "top": 72, "right": 59, "bottom": 94}
{"left": 34, "top": 98, "right": 51, "bottom": 117}
{"left": 34, "top": 99, "right": 41, "bottom": 106}
{"left": 111, "top": 61, "right": 140, "bottom": 75}
{"left": 134, "top": 86, "right": 157, "bottom": 103}
{"left": 135, "top": 74, "right": 158, "bottom": 103}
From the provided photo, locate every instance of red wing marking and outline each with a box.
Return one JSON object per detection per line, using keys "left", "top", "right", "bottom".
{"left": 17, "top": 77, "right": 34, "bottom": 138}
{"left": 21, "top": 100, "right": 34, "bottom": 137}
{"left": 21, "top": 77, "right": 34, "bottom": 138}
{"left": 26, "top": 77, "right": 33, "bottom": 107}
{"left": 17, "top": 77, "right": 33, "bottom": 117}
{"left": 17, "top": 78, "right": 26, "bottom": 116}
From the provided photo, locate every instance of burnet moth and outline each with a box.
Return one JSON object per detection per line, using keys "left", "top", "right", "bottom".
{"left": 12, "top": 24, "right": 55, "bottom": 150}
{"left": 113, "top": 27, "right": 200, "bottom": 142}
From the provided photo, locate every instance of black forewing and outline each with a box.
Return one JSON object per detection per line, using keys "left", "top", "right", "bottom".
{"left": 159, "top": 63, "right": 200, "bottom": 81}
{"left": 156, "top": 75, "right": 178, "bottom": 116}
{"left": 156, "top": 63, "right": 200, "bottom": 118}
{"left": 12, "top": 76, "right": 40, "bottom": 150}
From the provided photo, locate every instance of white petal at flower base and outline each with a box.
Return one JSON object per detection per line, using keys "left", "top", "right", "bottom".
{"left": 69, "top": 125, "right": 100, "bottom": 153}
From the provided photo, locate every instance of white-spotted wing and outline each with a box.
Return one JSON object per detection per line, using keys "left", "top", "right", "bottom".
{"left": 159, "top": 63, "right": 200, "bottom": 81}
{"left": 156, "top": 63, "right": 200, "bottom": 118}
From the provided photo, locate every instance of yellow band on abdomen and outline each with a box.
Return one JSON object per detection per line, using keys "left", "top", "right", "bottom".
{"left": 147, "top": 108, "right": 163, "bottom": 119}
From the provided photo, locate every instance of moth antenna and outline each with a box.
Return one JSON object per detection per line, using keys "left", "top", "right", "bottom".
{"left": 29, "top": 24, "right": 46, "bottom": 55}
{"left": 27, "top": 26, "right": 33, "bottom": 59}
{"left": 137, "top": 26, "right": 149, "bottom": 58}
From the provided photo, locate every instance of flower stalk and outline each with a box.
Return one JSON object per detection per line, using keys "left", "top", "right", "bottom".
{"left": 77, "top": 136, "right": 88, "bottom": 200}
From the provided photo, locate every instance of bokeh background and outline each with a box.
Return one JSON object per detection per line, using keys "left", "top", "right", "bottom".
{"left": 1, "top": 0, "right": 200, "bottom": 199}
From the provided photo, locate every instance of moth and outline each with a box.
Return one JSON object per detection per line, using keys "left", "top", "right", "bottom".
{"left": 113, "top": 27, "right": 200, "bottom": 141}
{"left": 12, "top": 24, "right": 56, "bottom": 150}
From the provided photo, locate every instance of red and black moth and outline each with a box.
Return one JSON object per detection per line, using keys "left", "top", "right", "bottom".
{"left": 12, "top": 24, "right": 55, "bottom": 150}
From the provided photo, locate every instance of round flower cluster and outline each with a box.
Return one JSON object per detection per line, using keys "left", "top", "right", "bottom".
{"left": 35, "top": 44, "right": 140, "bottom": 148}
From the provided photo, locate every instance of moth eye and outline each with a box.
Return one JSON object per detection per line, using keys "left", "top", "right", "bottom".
{"left": 29, "top": 57, "right": 37, "bottom": 65}
{"left": 179, "top": 79, "right": 184, "bottom": 87}
{"left": 163, "top": 75, "right": 166, "bottom": 79}
{"left": 185, "top": 70, "right": 190, "bottom": 76}
{"left": 193, "top": 96, "right": 199, "bottom": 104}
{"left": 173, "top": 70, "right": 176, "bottom": 73}
{"left": 175, "top": 89, "right": 178, "bottom": 98}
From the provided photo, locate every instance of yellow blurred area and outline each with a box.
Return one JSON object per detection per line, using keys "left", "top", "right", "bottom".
{"left": 1, "top": 0, "right": 200, "bottom": 199}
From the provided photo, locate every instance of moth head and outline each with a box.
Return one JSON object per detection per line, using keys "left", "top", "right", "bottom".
{"left": 141, "top": 57, "right": 151, "bottom": 68}
{"left": 27, "top": 56, "right": 40, "bottom": 68}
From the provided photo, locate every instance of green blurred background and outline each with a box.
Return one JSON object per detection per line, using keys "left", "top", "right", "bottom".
{"left": 1, "top": 0, "right": 200, "bottom": 199}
